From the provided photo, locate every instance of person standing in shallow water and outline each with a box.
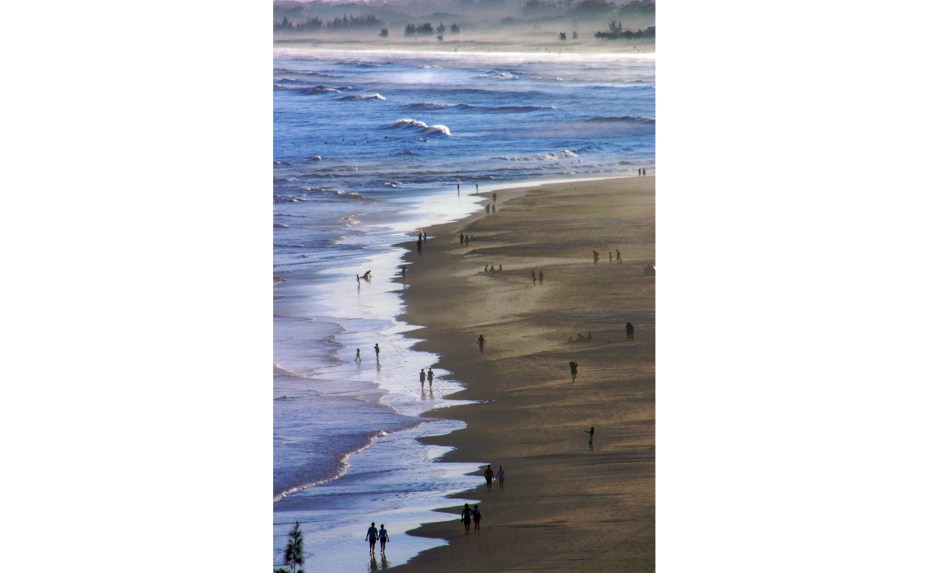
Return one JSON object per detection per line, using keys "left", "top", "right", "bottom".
{"left": 484, "top": 464, "right": 494, "bottom": 491}
{"left": 365, "top": 522, "right": 378, "bottom": 555}
{"left": 374, "top": 343, "right": 380, "bottom": 360}
{"left": 461, "top": 503, "right": 473, "bottom": 534}
{"left": 355, "top": 348, "right": 361, "bottom": 362}
{"left": 419, "top": 368, "right": 426, "bottom": 388}
{"left": 427, "top": 367, "right": 434, "bottom": 389}
{"left": 378, "top": 524, "right": 390, "bottom": 554}
{"left": 585, "top": 426, "right": 595, "bottom": 450}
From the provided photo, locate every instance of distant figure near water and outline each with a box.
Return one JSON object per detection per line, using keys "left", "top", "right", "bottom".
{"left": 461, "top": 503, "right": 473, "bottom": 534}
{"left": 585, "top": 426, "right": 595, "bottom": 450}
{"left": 366, "top": 522, "right": 378, "bottom": 555}
{"left": 569, "top": 361, "right": 578, "bottom": 382}
{"left": 478, "top": 334, "right": 486, "bottom": 353}
{"left": 473, "top": 505, "right": 482, "bottom": 534}
{"left": 378, "top": 524, "right": 390, "bottom": 554}
{"left": 593, "top": 251, "right": 600, "bottom": 263}
{"left": 484, "top": 464, "right": 495, "bottom": 491}
{"left": 497, "top": 465, "right": 505, "bottom": 490}
{"left": 427, "top": 367, "right": 434, "bottom": 389}
{"left": 531, "top": 269, "right": 536, "bottom": 285}
{"left": 374, "top": 343, "right": 380, "bottom": 360}
{"left": 616, "top": 249, "right": 622, "bottom": 263}
{"left": 420, "top": 368, "right": 426, "bottom": 388}
{"left": 355, "top": 348, "right": 361, "bottom": 362}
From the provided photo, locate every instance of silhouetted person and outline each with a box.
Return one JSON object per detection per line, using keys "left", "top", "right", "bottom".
{"left": 355, "top": 348, "right": 361, "bottom": 362}
{"left": 418, "top": 231, "right": 423, "bottom": 242}
{"left": 461, "top": 503, "right": 473, "bottom": 534}
{"left": 497, "top": 465, "right": 505, "bottom": 490}
{"left": 626, "top": 322, "right": 634, "bottom": 341}
{"left": 492, "top": 192, "right": 497, "bottom": 202}
{"left": 457, "top": 183, "right": 460, "bottom": 193}
{"left": 366, "top": 522, "right": 378, "bottom": 555}
{"left": 427, "top": 367, "right": 434, "bottom": 389}
{"left": 357, "top": 274, "right": 361, "bottom": 283}
{"left": 379, "top": 524, "right": 390, "bottom": 554}
{"left": 478, "top": 334, "right": 485, "bottom": 353}
{"left": 585, "top": 426, "right": 594, "bottom": 450}
{"left": 609, "top": 252, "right": 613, "bottom": 263}
{"left": 420, "top": 368, "right": 426, "bottom": 388}
{"left": 539, "top": 271, "right": 543, "bottom": 285}
{"left": 492, "top": 204, "right": 496, "bottom": 213}
{"left": 476, "top": 183, "right": 479, "bottom": 193}
{"left": 593, "top": 250, "right": 599, "bottom": 263}
{"left": 401, "top": 265, "right": 407, "bottom": 278}
{"left": 616, "top": 249, "right": 622, "bottom": 263}
{"left": 374, "top": 343, "right": 380, "bottom": 360}
{"left": 486, "top": 204, "right": 490, "bottom": 214}
{"left": 460, "top": 233, "right": 464, "bottom": 246}
{"left": 473, "top": 505, "right": 482, "bottom": 534}
{"left": 484, "top": 265, "right": 488, "bottom": 273}
{"left": 531, "top": 270, "right": 536, "bottom": 285}
{"left": 484, "top": 465, "right": 494, "bottom": 491}
{"left": 569, "top": 361, "right": 578, "bottom": 382}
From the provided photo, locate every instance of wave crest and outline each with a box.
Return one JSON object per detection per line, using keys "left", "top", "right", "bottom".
{"left": 497, "top": 150, "right": 579, "bottom": 161}
{"left": 385, "top": 118, "right": 451, "bottom": 137}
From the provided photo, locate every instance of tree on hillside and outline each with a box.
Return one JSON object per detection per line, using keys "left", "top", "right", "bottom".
{"left": 283, "top": 522, "right": 304, "bottom": 573}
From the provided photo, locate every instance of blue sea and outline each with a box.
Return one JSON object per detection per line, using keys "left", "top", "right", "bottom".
{"left": 273, "top": 48, "right": 654, "bottom": 571}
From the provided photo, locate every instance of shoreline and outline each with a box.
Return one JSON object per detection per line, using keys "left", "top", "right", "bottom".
{"left": 391, "top": 175, "right": 655, "bottom": 571}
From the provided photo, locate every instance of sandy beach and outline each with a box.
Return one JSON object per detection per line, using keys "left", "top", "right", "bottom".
{"left": 392, "top": 176, "right": 655, "bottom": 571}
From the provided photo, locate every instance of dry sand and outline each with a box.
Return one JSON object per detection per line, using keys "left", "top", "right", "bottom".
{"left": 392, "top": 176, "right": 655, "bottom": 572}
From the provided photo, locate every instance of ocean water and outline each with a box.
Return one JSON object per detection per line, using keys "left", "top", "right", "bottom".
{"left": 273, "top": 48, "right": 654, "bottom": 571}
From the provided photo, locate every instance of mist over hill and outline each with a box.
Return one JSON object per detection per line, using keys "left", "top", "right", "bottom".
{"left": 273, "top": 0, "right": 655, "bottom": 46}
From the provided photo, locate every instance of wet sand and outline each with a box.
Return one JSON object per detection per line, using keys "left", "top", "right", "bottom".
{"left": 393, "top": 176, "right": 655, "bottom": 571}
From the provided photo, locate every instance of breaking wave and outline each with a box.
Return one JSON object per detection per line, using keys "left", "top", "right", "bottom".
{"left": 339, "top": 93, "right": 386, "bottom": 101}
{"left": 385, "top": 118, "right": 451, "bottom": 137}
{"left": 497, "top": 150, "right": 579, "bottom": 161}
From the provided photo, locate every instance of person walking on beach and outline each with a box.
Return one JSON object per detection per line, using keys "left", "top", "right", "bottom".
{"left": 476, "top": 183, "right": 479, "bottom": 194}
{"left": 366, "top": 522, "right": 378, "bottom": 555}
{"left": 457, "top": 183, "right": 460, "bottom": 194}
{"left": 473, "top": 505, "right": 482, "bottom": 534}
{"left": 420, "top": 368, "right": 426, "bottom": 388}
{"left": 585, "top": 426, "right": 595, "bottom": 450}
{"left": 626, "top": 322, "right": 635, "bottom": 341}
{"left": 569, "top": 361, "right": 578, "bottom": 382}
{"left": 478, "top": 334, "right": 486, "bottom": 354}
{"left": 484, "top": 464, "right": 495, "bottom": 491}
{"left": 531, "top": 269, "right": 536, "bottom": 285}
{"left": 401, "top": 265, "right": 407, "bottom": 279}
{"left": 486, "top": 204, "right": 490, "bottom": 214}
{"left": 497, "top": 465, "right": 505, "bottom": 490}
{"left": 378, "top": 524, "right": 390, "bottom": 554}
{"left": 374, "top": 343, "right": 380, "bottom": 360}
{"left": 539, "top": 271, "right": 543, "bottom": 285}
{"left": 492, "top": 192, "right": 497, "bottom": 202}
{"left": 461, "top": 503, "right": 473, "bottom": 534}
{"left": 427, "top": 367, "right": 435, "bottom": 389}
{"left": 616, "top": 249, "right": 622, "bottom": 263}
{"left": 355, "top": 348, "right": 362, "bottom": 362}
{"left": 460, "top": 233, "right": 464, "bottom": 247}
{"left": 593, "top": 250, "right": 600, "bottom": 263}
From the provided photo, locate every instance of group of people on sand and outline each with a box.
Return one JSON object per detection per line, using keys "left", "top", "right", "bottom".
{"left": 365, "top": 522, "right": 390, "bottom": 556}
{"left": 459, "top": 233, "right": 475, "bottom": 247}
{"left": 419, "top": 367, "right": 435, "bottom": 389}
{"left": 592, "top": 249, "right": 623, "bottom": 264}
{"left": 483, "top": 264, "right": 503, "bottom": 273}
{"left": 568, "top": 333, "right": 592, "bottom": 343}
{"left": 637, "top": 167, "right": 648, "bottom": 176}
{"left": 457, "top": 464, "right": 505, "bottom": 535}
{"left": 530, "top": 269, "right": 545, "bottom": 285}
{"left": 356, "top": 269, "right": 373, "bottom": 283}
